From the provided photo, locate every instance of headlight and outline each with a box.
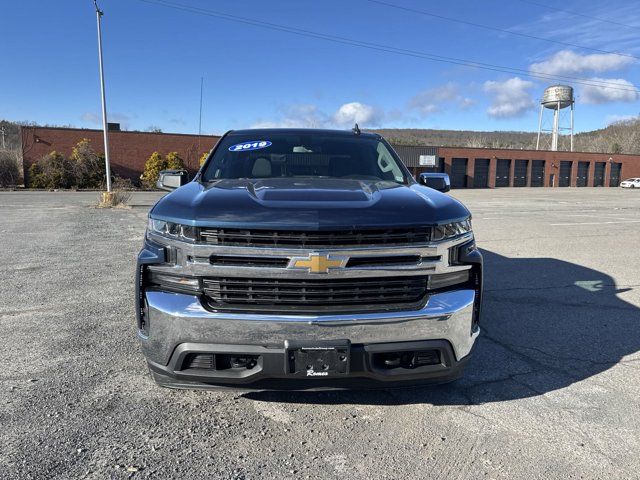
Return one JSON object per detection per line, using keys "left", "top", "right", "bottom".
{"left": 432, "top": 219, "right": 472, "bottom": 241}
{"left": 148, "top": 218, "right": 197, "bottom": 242}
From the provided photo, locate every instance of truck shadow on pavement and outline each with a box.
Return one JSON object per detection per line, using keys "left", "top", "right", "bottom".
{"left": 244, "top": 249, "right": 640, "bottom": 405}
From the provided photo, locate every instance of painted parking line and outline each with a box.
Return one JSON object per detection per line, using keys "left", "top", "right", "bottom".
{"left": 550, "top": 220, "right": 640, "bottom": 226}
{"left": 561, "top": 214, "right": 638, "bottom": 221}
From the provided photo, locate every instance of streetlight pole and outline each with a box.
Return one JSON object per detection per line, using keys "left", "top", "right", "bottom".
{"left": 94, "top": 0, "right": 112, "bottom": 193}
{"left": 198, "top": 77, "right": 203, "bottom": 156}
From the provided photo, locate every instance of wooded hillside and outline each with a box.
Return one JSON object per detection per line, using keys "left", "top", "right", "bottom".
{"left": 371, "top": 118, "right": 640, "bottom": 154}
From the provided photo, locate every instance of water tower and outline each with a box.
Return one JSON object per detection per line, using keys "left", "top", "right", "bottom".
{"left": 536, "top": 85, "right": 574, "bottom": 151}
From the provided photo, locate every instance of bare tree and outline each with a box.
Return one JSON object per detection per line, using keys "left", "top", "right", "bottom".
{"left": 0, "top": 149, "right": 22, "bottom": 187}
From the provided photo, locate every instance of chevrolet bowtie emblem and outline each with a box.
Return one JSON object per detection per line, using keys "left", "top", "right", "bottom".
{"left": 290, "top": 254, "right": 348, "bottom": 274}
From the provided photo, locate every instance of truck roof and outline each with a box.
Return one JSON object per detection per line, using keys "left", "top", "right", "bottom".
{"left": 227, "top": 128, "right": 380, "bottom": 139}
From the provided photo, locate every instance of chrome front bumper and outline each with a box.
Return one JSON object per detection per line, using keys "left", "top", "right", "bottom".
{"left": 139, "top": 288, "right": 479, "bottom": 367}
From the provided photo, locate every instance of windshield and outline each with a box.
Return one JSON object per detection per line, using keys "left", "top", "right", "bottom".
{"left": 201, "top": 133, "right": 409, "bottom": 184}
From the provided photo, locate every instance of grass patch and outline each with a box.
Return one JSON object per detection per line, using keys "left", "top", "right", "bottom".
{"left": 96, "top": 190, "right": 132, "bottom": 209}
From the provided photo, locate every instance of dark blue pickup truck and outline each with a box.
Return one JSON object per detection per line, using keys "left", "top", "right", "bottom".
{"left": 136, "top": 128, "right": 482, "bottom": 390}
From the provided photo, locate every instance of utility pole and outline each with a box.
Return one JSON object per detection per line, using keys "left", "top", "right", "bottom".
{"left": 94, "top": 0, "right": 112, "bottom": 194}
{"left": 198, "top": 77, "right": 204, "bottom": 156}
{"left": 0, "top": 126, "right": 5, "bottom": 149}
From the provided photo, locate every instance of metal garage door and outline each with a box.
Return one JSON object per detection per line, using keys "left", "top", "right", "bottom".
{"left": 531, "top": 160, "right": 545, "bottom": 187}
{"left": 576, "top": 161, "right": 589, "bottom": 187}
{"left": 559, "top": 161, "right": 572, "bottom": 187}
{"left": 609, "top": 163, "right": 622, "bottom": 187}
{"left": 495, "top": 159, "right": 510, "bottom": 187}
{"left": 473, "top": 159, "right": 490, "bottom": 188}
{"left": 451, "top": 158, "right": 468, "bottom": 188}
{"left": 513, "top": 160, "right": 528, "bottom": 187}
{"left": 594, "top": 162, "right": 605, "bottom": 187}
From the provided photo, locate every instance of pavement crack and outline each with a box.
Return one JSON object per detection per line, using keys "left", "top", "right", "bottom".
{"left": 482, "top": 330, "right": 640, "bottom": 368}
{"left": 480, "top": 330, "right": 582, "bottom": 381}
{"left": 455, "top": 405, "right": 493, "bottom": 422}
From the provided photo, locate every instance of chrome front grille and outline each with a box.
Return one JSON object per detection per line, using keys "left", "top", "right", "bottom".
{"left": 199, "top": 227, "right": 431, "bottom": 248}
{"left": 147, "top": 229, "right": 474, "bottom": 314}
{"left": 203, "top": 276, "right": 429, "bottom": 313}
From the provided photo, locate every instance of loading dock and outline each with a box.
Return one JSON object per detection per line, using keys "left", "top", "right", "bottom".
{"left": 610, "top": 163, "right": 622, "bottom": 187}
{"left": 514, "top": 160, "right": 528, "bottom": 187}
{"left": 531, "top": 160, "right": 545, "bottom": 187}
{"left": 577, "top": 161, "right": 589, "bottom": 187}
{"left": 495, "top": 159, "right": 511, "bottom": 187}
{"left": 594, "top": 162, "right": 606, "bottom": 187}
{"left": 559, "top": 161, "right": 572, "bottom": 187}
{"left": 451, "top": 158, "right": 468, "bottom": 188}
{"left": 473, "top": 159, "right": 490, "bottom": 188}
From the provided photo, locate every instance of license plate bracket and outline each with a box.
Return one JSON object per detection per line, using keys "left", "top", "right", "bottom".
{"left": 285, "top": 340, "right": 350, "bottom": 377}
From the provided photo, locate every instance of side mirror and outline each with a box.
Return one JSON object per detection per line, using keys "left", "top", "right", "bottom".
{"left": 418, "top": 173, "right": 451, "bottom": 193}
{"left": 157, "top": 169, "right": 189, "bottom": 191}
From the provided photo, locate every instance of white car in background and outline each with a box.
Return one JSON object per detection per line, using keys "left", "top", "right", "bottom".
{"left": 620, "top": 178, "right": 640, "bottom": 188}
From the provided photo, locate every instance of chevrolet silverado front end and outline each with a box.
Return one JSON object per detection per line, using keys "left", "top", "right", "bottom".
{"left": 136, "top": 128, "right": 482, "bottom": 390}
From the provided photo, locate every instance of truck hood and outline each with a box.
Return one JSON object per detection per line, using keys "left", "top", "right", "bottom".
{"left": 150, "top": 178, "right": 470, "bottom": 229}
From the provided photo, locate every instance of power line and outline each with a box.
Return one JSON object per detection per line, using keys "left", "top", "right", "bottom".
{"left": 136, "top": 0, "right": 640, "bottom": 94}
{"left": 517, "top": 0, "right": 640, "bottom": 31}
{"left": 365, "top": 0, "right": 640, "bottom": 61}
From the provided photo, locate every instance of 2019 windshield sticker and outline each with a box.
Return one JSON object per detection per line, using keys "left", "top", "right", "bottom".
{"left": 228, "top": 140, "right": 272, "bottom": 152}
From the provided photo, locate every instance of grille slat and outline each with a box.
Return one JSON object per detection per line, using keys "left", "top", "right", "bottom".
{"left": 200, "top": 228, "right": 431, "bottom": 248}
{"left": 204, "top": 286, "right": 423, "bottom": 296}
{"left": 202, "top": 277, "right": 428, "bottom": 313}
{"left": 203, "top": 278, "right": 425, "bottom": 288}
{"left": 209, "top": 255, "right": 289, "bottom": 267}
{"left": 345, "top": 255, "right": 422, "bottom": 268}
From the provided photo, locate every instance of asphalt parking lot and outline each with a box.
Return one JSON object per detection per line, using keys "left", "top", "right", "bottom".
{"left": 1, "top": 188, "right": 640, "bottom": 479}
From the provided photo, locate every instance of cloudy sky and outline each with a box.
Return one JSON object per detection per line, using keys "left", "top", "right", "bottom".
{"left": 1, "top": 0, "right": 639, "bottom": 134}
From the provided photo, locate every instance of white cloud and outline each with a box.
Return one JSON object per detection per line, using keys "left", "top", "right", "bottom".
{"left": 332, "top": 102, "right": 381, "bottom": 127}
{"left": 408, "top": 82, "right": 474, "bottom": 117}
{"left": 511, "top": 4, "right": 640, "bottom": 59}
{"left": 530, "top": 50, "right": 634, "bottom": 76}
{"left": 250, "top": 120, "right": 283, "bottom": 129}
{"left": 81, "top": 112, "right": 131, "bottom": 129}
{"left": 81, "top": 112, "right": 100, "bottom": 124}
{"left": 581, "top": 78, "right": 640, "bottom": 104}
{"left": 459, "top": 97, "right": 475, "bottom": 109}
{"left": 605, "top": 114, "right": 639, "bottom": 125}
{"left": 251, "top": 104, "right": 328, "bottom": 128}
{"left": 483, "top": 77, "right": 535, "bottom": 118}
{"left": 252, "top": 102, "right": 381, "bottom": 129}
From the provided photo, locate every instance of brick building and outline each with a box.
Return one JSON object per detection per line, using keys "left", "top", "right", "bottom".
{"left": 20, "top": 125, "right": 220, "bottom": 184}
{"left": 393, "top": 145, "right": 640, "bottom": 188}
{"left": 20, "top": 126, "right": 640, "bottom": 188}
